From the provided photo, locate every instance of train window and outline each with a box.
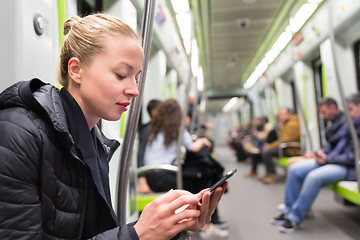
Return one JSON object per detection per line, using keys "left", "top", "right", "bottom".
{"left": 312, "top": 57, "right": 326, "bottom": 147}
{"left": 353, "top": 40, "right": 360, "bottom": 91}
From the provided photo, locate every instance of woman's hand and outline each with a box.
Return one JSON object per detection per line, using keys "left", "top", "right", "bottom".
{"left": 134, "top": 189, "right": 201, "bottom": 240}
{"left": 186, "top": 181, "right": 228, "bottom": 232}
{"left": 133, "top": 183, "right": 227, "bottom": 240}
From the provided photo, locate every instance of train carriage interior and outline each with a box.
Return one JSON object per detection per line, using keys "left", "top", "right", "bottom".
{"left": 2, "top": 0, "right": 360, "bottom": 239}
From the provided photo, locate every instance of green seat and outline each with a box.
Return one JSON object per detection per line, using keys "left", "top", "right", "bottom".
{"left": 136, "top": 164, "right": 181, "bottom": 212}
{"left": 137, "top": 193, "right": 163, "bottom": 211}
{"left": 275, "top": 142, "right": 302, "bottom": 167}
{"left": 277, "top": 157, "right": 289, "bottom": 167}
{"left": 328, "top": 181, "right": 360, "bottom": 205}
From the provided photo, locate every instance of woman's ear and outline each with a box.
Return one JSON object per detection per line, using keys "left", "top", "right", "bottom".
{"left": 68, "top": 57, "right": 82, "bottom": 85}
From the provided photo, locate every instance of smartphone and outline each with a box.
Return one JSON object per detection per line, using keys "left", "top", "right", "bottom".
{"left": 200, "top": 168, "right": 237, "bottom": 203}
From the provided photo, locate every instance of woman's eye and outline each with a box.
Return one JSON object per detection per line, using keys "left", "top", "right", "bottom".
{"left": 116, "top": 74, "right": 126, "bottom": 80}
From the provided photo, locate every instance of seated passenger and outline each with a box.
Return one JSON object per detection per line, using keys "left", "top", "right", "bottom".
{"left": 271, "top": 93, "right": 360, "bottom": 233}
{"left": 143, "top": 99, "right": 212, "bottom": 192}
{"left": 260, "top": 107, "right": 301, "bottom": 183}
{"left": 244, "top": 117, "right": 271, "bottom": 177}
{"left": 228, "top": 123, "right": 249, "bottom": 162}
{"left": 286, "top": 97, "right": 346, "bottom": 166}
{"left": 137, "top": 99, "right": 161, "bottom": 167}
{"left": 143, "top": 98, "right": 228, "bottom": 239}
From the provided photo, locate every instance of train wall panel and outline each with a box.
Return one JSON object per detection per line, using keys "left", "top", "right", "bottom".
{"left": 0, "top": 0, "right": 58, "bottom": 91}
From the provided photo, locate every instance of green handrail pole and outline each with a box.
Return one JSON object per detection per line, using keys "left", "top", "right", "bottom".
{"left": 116, "top": 0, "right": 156, "bottom": 225}
{"left": 327, "top": 0, "right": 360, "bottom": 191}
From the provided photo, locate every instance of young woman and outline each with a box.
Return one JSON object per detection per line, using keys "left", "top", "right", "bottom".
{"left": 0, "top": 13, "right": 226, "bottom": 239}
{"left": 143, "top": 99, "right": 212, "bottom": 192}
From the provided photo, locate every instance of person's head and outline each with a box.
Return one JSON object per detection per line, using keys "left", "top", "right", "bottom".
{"left": 58, "top": 13, "right": 144, "bottom": 129}
{"left": 278, "top": 107, "right": 292, "bottom": 123}
{"left": 147, "top": 99, "right": 183, "bottom": 147}
{"left": 346, "top": 93, "right": 360, "bottom": 119}
{"left": 252, "top": 117, "right": 263, "bottom": 131}
{"left": 147, "top": 99, "right": 161, "bottom": 118}
{"left": 318, "top": 97, "right": 340, "bottom": 122}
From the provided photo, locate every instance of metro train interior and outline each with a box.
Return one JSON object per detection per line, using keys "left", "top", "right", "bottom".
{"left": 2, "top": 0, "right": 360, "bottom": 239}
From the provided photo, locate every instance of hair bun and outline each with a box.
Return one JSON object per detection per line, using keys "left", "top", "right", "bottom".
{"left": 63, "top": 16, "right": 82, "bottom": 35}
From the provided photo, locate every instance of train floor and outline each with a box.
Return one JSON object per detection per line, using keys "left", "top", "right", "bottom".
{"left": 181, "top": 145, "right": 360, "bottom": 240}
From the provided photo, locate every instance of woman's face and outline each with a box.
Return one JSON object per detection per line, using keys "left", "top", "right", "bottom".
{"left": 348, "top": 102, "right": 360, "bottom": 119}
{"left": 76, "top": 34, "right": 144, "bottom": 128}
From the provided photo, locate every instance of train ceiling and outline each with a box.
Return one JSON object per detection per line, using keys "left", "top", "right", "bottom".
{"left": 190, "top": 0, "right": 309, "bottom": 112}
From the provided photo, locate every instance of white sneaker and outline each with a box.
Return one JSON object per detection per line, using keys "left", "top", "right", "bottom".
{"left": 277, "top": 203, "right": 285, "bottom": 211}
{"left": 199, "top": 223, "right": 229, "bottom": 239}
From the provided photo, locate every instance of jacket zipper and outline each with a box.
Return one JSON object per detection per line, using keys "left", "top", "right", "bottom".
{"left": 78, "top": 165, "right": 88, "bottom": 240}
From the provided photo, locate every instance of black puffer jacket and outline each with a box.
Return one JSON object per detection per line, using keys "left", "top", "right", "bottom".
{"left": 0, "top": 79, "right": 138, "bottom": 239}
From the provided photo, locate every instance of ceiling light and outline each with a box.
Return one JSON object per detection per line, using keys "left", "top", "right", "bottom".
{"left": 171, "top": 0, "right": 190, "bottom": 13}
{"left": 288, "top": 3, "right": 318, "bottom": 33}
{"left": 223, "top": 97, "right": 239, "bottom": 112}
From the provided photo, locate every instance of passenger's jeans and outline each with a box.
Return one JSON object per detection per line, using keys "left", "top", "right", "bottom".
{"left": 283, "top": 159, "right": 347, "bottom": 225}
{"left": 262, "top": 148, "right": 290, "bottom": 176}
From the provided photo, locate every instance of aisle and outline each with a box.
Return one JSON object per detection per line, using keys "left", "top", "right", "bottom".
{"left": 214, "top": 145, "right": 360, "bottom": 240}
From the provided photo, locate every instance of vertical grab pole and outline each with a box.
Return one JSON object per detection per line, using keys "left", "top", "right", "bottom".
{"left": 116, "top": 0, "right": 156, "bottom": 225}
{"left": 327, "top": 0, "right": 360, "bottom": 191}
{"left": 174, "top": 9, "right": 194, "bottom": 190}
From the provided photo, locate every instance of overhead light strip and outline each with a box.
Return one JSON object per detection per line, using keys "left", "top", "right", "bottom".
{"left": 243, "top": 1, "right": 322, "bottom": 89}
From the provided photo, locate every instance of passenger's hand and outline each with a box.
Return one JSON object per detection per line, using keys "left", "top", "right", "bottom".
{"left": 134, "top": 189, "right": 201, "bottom": 240}
{"left": 303, "top": 151, "right": 315, "bottom": 159}
{"left": 185, "top": 182, "right": 228, "bottom": 232}
{"left": 263, "top": 143, "right": 270, "bottom": 150}
{"left": 315, "top": 152, "right": 326, "bottom": 165}
{"left": 200, "top": 137, "right": 212, "bottom": 148}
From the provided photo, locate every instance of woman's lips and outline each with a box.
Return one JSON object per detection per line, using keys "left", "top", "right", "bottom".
{"left": 117, "top": 102, "right": 130, "bottom": 111}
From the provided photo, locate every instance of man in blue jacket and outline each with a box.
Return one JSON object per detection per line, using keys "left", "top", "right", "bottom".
{"left": 271, "top": 94, "right": 360, "bottom": 233}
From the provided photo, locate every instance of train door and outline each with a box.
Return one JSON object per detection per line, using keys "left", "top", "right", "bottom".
{"left": 293, "top": 60, "right": 320, "bottom": 150}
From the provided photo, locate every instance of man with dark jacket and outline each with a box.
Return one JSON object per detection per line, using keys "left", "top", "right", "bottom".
{"left": 286, "top": 97, "right": 346, "bottom": 166}
{"left": 271, "top": 93, "right": 360, "bottom": 233}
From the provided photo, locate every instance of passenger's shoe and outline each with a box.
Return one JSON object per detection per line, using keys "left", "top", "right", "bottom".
{"left": 257, "top": 175, "right": 268, "bottom": 181}
{"left": 271, "top": 213, "right": 286, "bottom": 225}
{"left": 213, "top": 221, "right": 229, "bottom": 230}
{"left": 199, "top": 223, "right": 229, "bottom": 239}
{"left": 277, "top": 203, "right": 286, "bottom": 211}
{"left": 245, "top": 171, "right": 257, "bottom": 177}
{"left": 279, "top": 218, "right": 296, "bottom": 233}
{"left": 261, "top": 176, "right": 276, "bottom": 184}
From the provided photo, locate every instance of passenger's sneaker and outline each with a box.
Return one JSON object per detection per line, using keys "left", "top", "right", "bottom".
{"left": 277, "top": 203, "right": 286, "bottom": 211}
{"left": 271, "top": 213, "right": 286, "bottom": 225}
{"left": 279, "top": 218, "right": 296, "bottom": 233}
{"left": 213, "top": 221, "right": 229, "bottom": 230}
{"left": 261, "top": 176, "right": 277, "bottom": 184}
{"left": 245, "top": 171, "right": 257, "bottom": 177}
{"left": 199, "top": 223, "right": 229, "bottom": 239}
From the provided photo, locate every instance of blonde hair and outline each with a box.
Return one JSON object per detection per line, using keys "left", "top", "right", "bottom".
{"left": 58, "top": 13, "right": 142, "bottom": 88}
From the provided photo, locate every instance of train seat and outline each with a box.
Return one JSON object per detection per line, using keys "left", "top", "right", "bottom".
{"left": 276, "top": 141, "right": 302, "bottom": 167}
{"left": 328, "top": 181, "right": 360, "bottom": 205}
{"left": 136, "top": 164, "right": 181, "bottom": 212}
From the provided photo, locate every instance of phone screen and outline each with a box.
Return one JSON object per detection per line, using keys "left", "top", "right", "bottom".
{"left": 199, "top": 168, "right": 237, "bottom": 203}
{"left": 209, "top": 168, "right": 237, "bottom": 192}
